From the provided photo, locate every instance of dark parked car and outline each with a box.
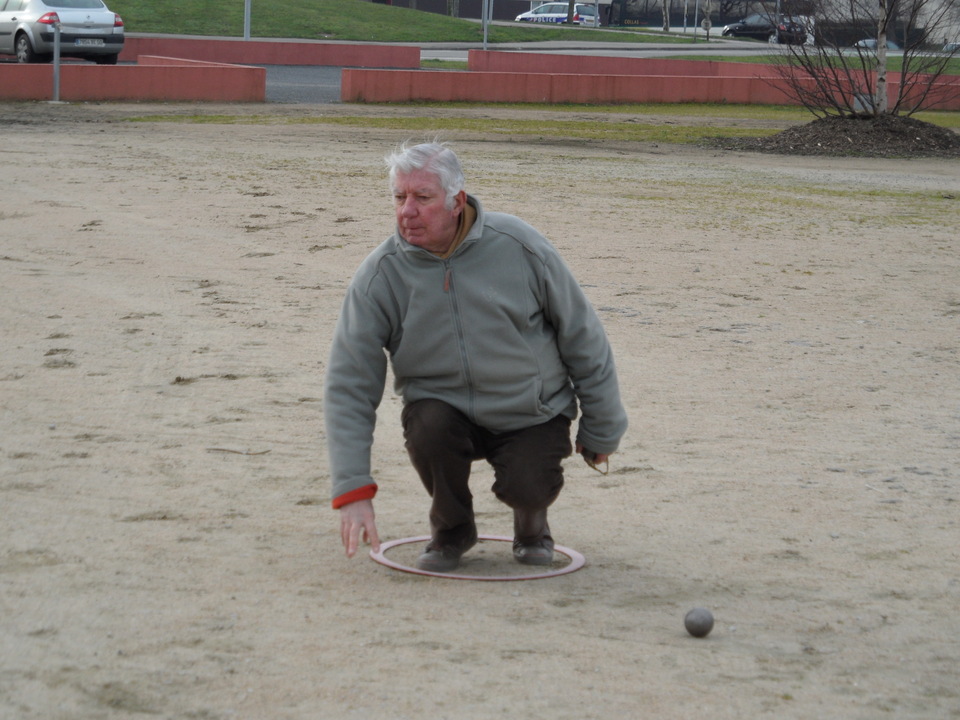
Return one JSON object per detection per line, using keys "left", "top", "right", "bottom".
{"left": 0, "top": 0, "right": 124, "bottom": 64}
{"left": 721, "top": 13, "right": 806, "bottom": 44}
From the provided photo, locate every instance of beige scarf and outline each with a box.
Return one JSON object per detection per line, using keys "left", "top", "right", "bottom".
{"left": 435, "top": 202, "right": 477, "bottom": 259}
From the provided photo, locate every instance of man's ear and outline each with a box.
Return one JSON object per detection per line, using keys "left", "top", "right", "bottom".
{"left": 453, "top": 190, "right": 467, "bottom": 215}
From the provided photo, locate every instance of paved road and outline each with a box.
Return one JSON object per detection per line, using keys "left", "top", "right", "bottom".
{"left": 261, "top": 65, "right": 345, "bottom": 104}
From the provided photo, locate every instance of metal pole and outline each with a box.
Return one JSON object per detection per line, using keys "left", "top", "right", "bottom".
{"left": 774, "top": 0, "right": 781, "bottom": 44}
{"left": 482, "top": 0, "right": 488, "bottom": 49}
{"left": 53, "top": 21, "right": 61, "bottom": 102}
{"left": 244, "top": 0, "right": 251, "bottom": 40}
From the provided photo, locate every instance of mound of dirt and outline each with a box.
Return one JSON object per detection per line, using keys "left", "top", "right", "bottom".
{"left": 710, "top": 113, "right": 960, "bottom": 158}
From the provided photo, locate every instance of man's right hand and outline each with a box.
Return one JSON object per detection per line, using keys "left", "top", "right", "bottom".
{"left": 576, "top": 442, "right": 611, "bottom": 472}
{"left": 339, "top": 499, "right": 381, "bottom": 558}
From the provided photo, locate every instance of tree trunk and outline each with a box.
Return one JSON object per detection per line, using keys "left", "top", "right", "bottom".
{"left": 662, "top": 0, "right": 670, "bottom": 31}
{"left": 876, "top": 0, "right": 890, "bottom": 114}
{"left": 876, "top": 38, "right": 889, "bottom": 114}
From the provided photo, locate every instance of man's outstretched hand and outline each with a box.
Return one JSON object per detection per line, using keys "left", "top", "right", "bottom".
{"left": 339, "top": 499, "right": 381, "bottom": 557}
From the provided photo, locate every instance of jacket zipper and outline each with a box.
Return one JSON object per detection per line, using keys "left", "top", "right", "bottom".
{"left": 442, "top": 260, "right": 477, "bottom": 421}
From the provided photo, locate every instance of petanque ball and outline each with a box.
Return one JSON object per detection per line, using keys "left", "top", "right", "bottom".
{"left": 684, "top": 607, "right": 714, "bottom": 638}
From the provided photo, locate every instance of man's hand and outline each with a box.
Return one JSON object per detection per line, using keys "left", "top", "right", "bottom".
{"left": 576, "top": 442, "right": 611, "bottom": 473}
{"left": 339, "top": 499, "right": 381, "bottom": 558}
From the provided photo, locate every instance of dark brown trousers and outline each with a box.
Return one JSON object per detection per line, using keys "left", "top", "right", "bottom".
{"left": 401, "top": 398, "right": 572, "bottom": 551}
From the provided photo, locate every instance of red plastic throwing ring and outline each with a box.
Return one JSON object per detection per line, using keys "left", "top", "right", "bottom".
{"left": 369, "top": 534, "right": 586, "bottom": 581}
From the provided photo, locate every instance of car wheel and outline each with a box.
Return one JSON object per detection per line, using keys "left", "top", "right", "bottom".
{"left": 95, "top": 54, "right": 119, "bottom": 65}
{"left": 15, "top": 33, "right": 42, "bottom": 63}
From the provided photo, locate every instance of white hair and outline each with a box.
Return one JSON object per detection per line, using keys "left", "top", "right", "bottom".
{"left": 386, "top": 141, "right": 465, "bottom": 209}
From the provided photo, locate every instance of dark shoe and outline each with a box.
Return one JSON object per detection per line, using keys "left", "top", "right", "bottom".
{"left": 416, "top": 529, "right": 477, "bottom": 573}
{"left": 415, "top": 545, "right": 465, "bottom": 573}
{"left": 513, "top": 508, "right": 554, "bottom": 565}
{"left": 513, "top": 538, "right": 554, "bottom": 566}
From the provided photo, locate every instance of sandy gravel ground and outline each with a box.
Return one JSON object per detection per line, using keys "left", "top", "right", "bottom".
{"left": 2, "top": 102, "right": 959, "bottom": 720}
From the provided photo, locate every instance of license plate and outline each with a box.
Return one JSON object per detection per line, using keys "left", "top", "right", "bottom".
{"left": 75, "top": 38, "right": 104, "bottom": 47}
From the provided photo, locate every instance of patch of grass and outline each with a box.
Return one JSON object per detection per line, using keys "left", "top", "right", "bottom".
{"left": 128, "top": 114, "right": 268, "bottom": 125}
{"left": 300, "top": 115, "right": 779, "bottom": 143}
{"left": 398, "top": 101, "right": 812, "bottom": 121}
{"left": 124, "top": 111, "right": 781, "bottom": 144}
{"left": 914, "top": 110, "right": 960, "bottom": 128}
{"left": 107, "top": 0, "right": 689, "bottom": 44}
{"left": 124, "top": 99, "right": 960, "bottom": 140}
{"left": 420, "top": 59, "right": 469, "bottom": 71}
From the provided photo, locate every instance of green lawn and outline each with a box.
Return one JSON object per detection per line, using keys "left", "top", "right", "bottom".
{"left": 107, "top": 0, "right": 687, "bottom": 44}
{"left": 106, "top": 0, "right": 960, "bottom": 75}
{"left": 126, "top": 99, "right": 960, "bottom": 141}
{"left": 125, "top": 111, "right": 785, "bottom": 144}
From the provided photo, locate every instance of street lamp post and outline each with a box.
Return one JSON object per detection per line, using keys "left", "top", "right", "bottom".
{"left": 52, "top": 20, "right": 61, "bottom": 102}
{"left": 482, "top": 0, "right": 493, "bottom": 49}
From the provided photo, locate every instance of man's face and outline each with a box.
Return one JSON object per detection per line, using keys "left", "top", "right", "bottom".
{"left": 393, "top": 168, "right": 465, "bottom": 254}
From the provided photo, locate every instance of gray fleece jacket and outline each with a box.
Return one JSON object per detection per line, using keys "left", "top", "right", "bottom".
{"left": 324, "top": 195, "right": 627, "bottom": 503}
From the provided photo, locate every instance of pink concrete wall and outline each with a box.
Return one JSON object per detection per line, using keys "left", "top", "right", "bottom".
{"left": 468, "top": 49, "right": 924, "bottom": 86}
{"left": 468, "top": 50, "right": 761, "bottom": 78}
{"left": 0, "top": 64, "right": 52, "bottom": 100}
{"left": 0, "top": 37, "right": 415, "bottom": 103}
{"left": 341, "top": 67, "right": 960, "bottom": 109}
{"left": 0, "top": 57, "right": 265, "bottom": 102}
{"left": 138, "top": 55, "right": 239, "bottom": 67}
{"left": 340, "top": 68, "right": 802, "bottom": 105}
{"left": 469, "top": 50, "right": 949, "bottom": 87}
{"left": 3, "top": 38, "right": 956, "bottom": 108}
{"left": 120, "top": 36, "right": 420, "bottom": 68}
{"left": 345, "top": 53, "right": 960, "bottom": 110}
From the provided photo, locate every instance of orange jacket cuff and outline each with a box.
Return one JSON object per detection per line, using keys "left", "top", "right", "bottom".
{"left": 331, "top": 484, "right": 378, "bottom": 509}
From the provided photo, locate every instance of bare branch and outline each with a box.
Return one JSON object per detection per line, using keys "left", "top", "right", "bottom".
{"left": 767, "top": 0, "right": 960, "bottom": 117}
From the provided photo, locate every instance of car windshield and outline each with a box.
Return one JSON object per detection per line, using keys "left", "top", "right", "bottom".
{"left": 43, "top": 0, "right": 106, "bottom": 8}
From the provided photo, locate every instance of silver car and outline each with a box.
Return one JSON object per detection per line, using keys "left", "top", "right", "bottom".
{"left": 853, "top": 38, "right": 900, "bottom": 51}
{"left": 0, "top": 0, "right": 124, "bottom": 64}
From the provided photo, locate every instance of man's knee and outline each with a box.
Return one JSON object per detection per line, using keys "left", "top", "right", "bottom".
{"left": 403, "top": 400, "right": 480, "bottom": 463}
{"left": 402, "top": 399, "right": 463, "bottom": 440}
{"left": 494, "top": 470, "right": 564, "bottom": 510}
